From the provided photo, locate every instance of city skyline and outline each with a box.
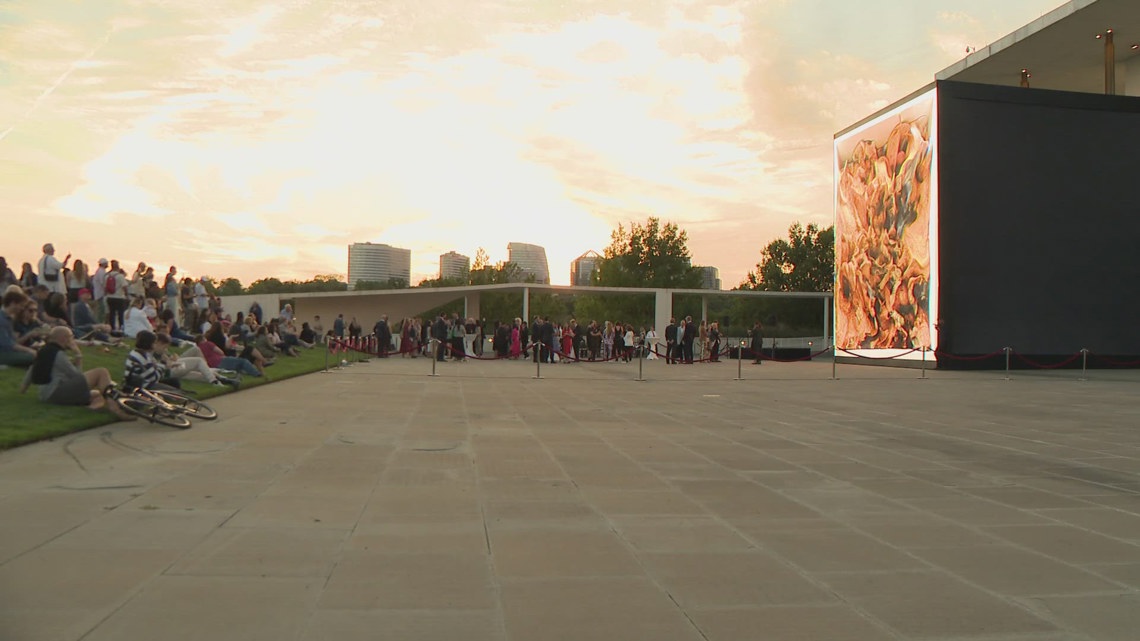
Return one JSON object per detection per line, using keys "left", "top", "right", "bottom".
{"left": 2, "top": 0, "right": 1067, "bottom": 286}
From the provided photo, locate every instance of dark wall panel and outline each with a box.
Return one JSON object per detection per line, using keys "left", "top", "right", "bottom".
{"left": 937, "top": 81, "right": 1140, "bottom": 356}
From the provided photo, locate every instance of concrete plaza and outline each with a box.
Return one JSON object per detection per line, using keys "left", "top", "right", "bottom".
{"left": 2, "top": 356, "right": 1140, "bottom": 640}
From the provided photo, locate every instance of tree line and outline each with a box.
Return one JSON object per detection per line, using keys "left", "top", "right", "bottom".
{"left": 206, "top": 218, "right": 834, "bottom": 336}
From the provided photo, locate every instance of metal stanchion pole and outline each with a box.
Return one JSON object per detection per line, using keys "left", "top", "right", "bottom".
{"left": 1080, "top": 348, "right": 1088, "bottom": 382}
{"left": 735, "top": 340, "right": 744, "bottom": 381}
{"left": 831, "top": 344, "right": 837, "bottom": 380}
{"left": 1004, "top": 346, "right": 1012, "bottom": 380}
{"left": 534, "top": 343, "right": 542, "bottom": 379}
{"left": 921, "top": 346, "right": 927, "bottom": 379}
{"left": 636, "top": 343, "right": 645, "bottom": 382}
{"left": 429, "top": 339, "right": 439, "bottom": 377}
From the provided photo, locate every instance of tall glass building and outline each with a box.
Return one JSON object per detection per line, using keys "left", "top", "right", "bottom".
{"left": 439, "top": 251, "right": 470, "bottom": 280}
{"left": 571, "top": 250, "right": 600, "bottom": 286}
{"left": 347, "top": 242, "right": 411, "bottom": 289}
{"left": 507, "top": 242, "right": 550, "bottom": 284}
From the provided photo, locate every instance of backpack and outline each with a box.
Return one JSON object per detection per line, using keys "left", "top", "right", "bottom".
{"left": 105, "top": 274, "right": 117, "bottom": 295}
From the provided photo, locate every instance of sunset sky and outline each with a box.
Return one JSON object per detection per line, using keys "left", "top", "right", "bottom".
{"left": 1, "top": 0, "right": 1064, "bottom": 287}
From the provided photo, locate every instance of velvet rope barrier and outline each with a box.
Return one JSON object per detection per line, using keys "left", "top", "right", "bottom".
{"left": 836, "top": 347, "right": 921, "bottom": 361}
{"left": 649, "top": 344, "right": 732, "bottom": 363}
{"left": 934, "top": 349, "right": 1007, "bottom": 362}
{"left": 1012, "top": 351, "right": 1082, "bottom": 370}
{"left": 759, "top": 346, "right": 835, "bottom": 363}
{"left": 1089, "top": 353, "right": 1140, "bottom": 367}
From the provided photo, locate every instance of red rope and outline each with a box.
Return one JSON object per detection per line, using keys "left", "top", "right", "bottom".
{"left": 836, "top": 347, "right": 921, "bottom": 361}
{"left": 934, "top": 349, "right": 1006, "bottom": 362}
{"left": 1090, "top": 353, "right": 1140, "bottom": 367}
{"left": 1013, "top": 351, "right": 1082, "bottom": 370}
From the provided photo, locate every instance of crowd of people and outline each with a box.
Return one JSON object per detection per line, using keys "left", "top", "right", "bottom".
{"left": 1, "top": 245, "right": 326, "bottom": 418}
{"left": 3, "top": 244, "right": 770, "bottom": 419}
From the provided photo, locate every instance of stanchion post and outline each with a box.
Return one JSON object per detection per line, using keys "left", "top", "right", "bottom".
{"left": 735, "top": 340, "right": 744, "bottom": 381}
{"left": 534, "top": 343, "right": 542, "bottom": 379}
{"left": 831, "top": 344, "right": 837, "bottom": 380}
{"left": 1080, "top": 348, "right": 1088, "bottom": 382}
{"left": 921, "top": 346, "right": 927, "bottom": 379}
{"left": 636, "top": 342, "right": 645, "bottom": 382}
{"left": 1004, "top": 346, "right": 1012, "bottom": 380}
{"left": 429, "top": 339, "right": 439, "bottom": 377}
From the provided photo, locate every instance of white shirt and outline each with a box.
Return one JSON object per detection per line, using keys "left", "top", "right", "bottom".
{"left": 193, "top": 282, "right": 207, "bottom": 309}
{"left": 123, "top": 306, "right": 153, "bottom": 338}
{"left": 92, "top": 267, "right": 108, "bottom": 299}
{"left": 38, "top": 254, "right": 66, "bottom": 294}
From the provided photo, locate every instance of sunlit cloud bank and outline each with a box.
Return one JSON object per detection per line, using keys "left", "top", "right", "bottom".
{"left": 1, "top": 0, "right": 1065, "bottom": 286}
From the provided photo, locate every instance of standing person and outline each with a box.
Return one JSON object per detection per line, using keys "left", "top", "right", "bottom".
{"left": 612, "top": 323, "right": 624, "bottom": 362}
{"left": 128, "top": 262, "right": 148, "bottom": 300}
{"left": 37, "top": 243, "right": 69, "bottom": 296}
{"left": 623, "top": 324, "right": 635, "bottom": 362}
{"left": 348, "top": 316, "right": 362, "bottom": 339}
{"left": 602, "top": 321, "right": 615, "bottom": 361}
{"left": 682, "top": 315, "right": 697, "bottom": 363}
{"left": 708, "top": 322, "right": 721, "bottom": 362}
{"left": 750, "top": 320, "right": 764, "bottom": 364}
{"left": 312, "top": 315, "right": 325, "bottom": 344}
{"left": 373, "top": 315, "right": 391, "bottom": 357}
{"left": 179, "top": 278, "right": 195, "bottom": 329}
{"left": 19, "top": 326, "right": 133, "bottom": 419}
{"left": 105, "top": 262, "right": 130, "bottom": 332}
{"left": 432, "top": 314, "right": 448, "bottom": 361}
{"left": 644, "top": 326, "right": 658, "bottom": 360}
{"left": 333, "top": 313, "right": 345, "bottom": 339}
{"left": 561, "top": 321, "right": 575, "bottom": 361}
{"left": 463, "top": 317, "right": 477, "bottom": 358}
{"left": 91, "top": 258, "right": 109, "bottom": 323}
{"left": 588, "top": 321, "right": 602, "bottom": 361}
{"left": 65, "top": 260, "right": 90, "bottom": 305}
{"left": 509, "top": 319, "right": 521, "bottom": 359}
{"left": 248, "top": 301, "right": 263, "bottom": 325}
{"left": 540, "top": 316, "right": 555, "bottom": 363}
{"left": 664, "top": 318, "right": 677, "bottom": 364}
{"left": 18, "top": 262, "right": 38, "bottom": 289}
{"left": 193, "top": 276, "right": 209, "bottom": 312}
{"left": 164, "top": 267, "right": 179, "bottom": 317}
{"left": 698, "top": 319, "right": 708, "bottom": 361}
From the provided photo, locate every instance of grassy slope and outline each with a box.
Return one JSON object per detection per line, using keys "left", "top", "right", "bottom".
{"left": 0, "top": 343, "right": 335, "bottom": 450}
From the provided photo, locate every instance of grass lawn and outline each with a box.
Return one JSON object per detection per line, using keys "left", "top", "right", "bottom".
{"left": 0, "top": 342, "right": 338, "bottom": 450}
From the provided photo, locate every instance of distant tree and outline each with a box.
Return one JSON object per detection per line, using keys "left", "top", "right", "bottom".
{"left": 355, "top": 277, "right": 408, "bottom": 291}
{"left": 594, "top": 217, "right": 701, "bottom": 289}
{"left": 416, "top": 276, "right": 467, "bottom": 288}
{"left": 741, "top": 223, "right": 834, "bottom": 292}
{"left": 246, "top": 278, "right": 285, "bottom": 294}
{"left": 216, "top": 278, "right": 243, "bottom": 296}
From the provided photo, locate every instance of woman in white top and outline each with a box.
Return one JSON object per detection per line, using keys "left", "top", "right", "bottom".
{"left": 623, "top": 326, "right": 635, "bottom": 362}
{"left": 122, "top": 298, "right": 154, "bottom": 338}
{"left": 644, "top": 327, "right": 658, "bottom": 359}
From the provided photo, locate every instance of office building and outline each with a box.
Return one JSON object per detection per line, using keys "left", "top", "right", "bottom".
{"left": 347, "top": 242, "right": 411, "bottom": 288}
{"left": 507, "top": 242, "right": 550, "bottom": 284}
{"left": 697, "top": 266, "right": 721, "bottom": 290}
{"left": 439, "top": 251, "right": 470, "bottom": 281}
{"left": 571, "top": 250, "right": 601, "bottom": 286}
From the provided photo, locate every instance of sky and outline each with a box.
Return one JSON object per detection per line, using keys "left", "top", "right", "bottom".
{"left": 1, "top": 0, "right": 1066, "bottom": 287}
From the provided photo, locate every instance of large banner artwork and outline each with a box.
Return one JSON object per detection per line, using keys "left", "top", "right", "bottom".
{"left": 834, "top": 88, "right": 937, "bottom": 354}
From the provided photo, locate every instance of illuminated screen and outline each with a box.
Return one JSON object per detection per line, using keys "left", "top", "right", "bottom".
{"left": 834, "top": 88, "right": 938, "bottom": 358}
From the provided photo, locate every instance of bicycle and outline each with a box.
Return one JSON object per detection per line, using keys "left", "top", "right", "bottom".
{"left": 104, "top": 384, "right": 218, "bottom": 429}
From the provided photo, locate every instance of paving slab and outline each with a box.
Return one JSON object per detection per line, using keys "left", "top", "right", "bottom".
{"left": 3, "top": 358, "right": 1140, "bottom": 639}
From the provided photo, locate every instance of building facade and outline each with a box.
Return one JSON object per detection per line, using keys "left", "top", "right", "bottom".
{"left": 439, "top": 251, "right": 470, "bottom": 281}
{"left": 347, "top": 242, "right": 411, "bottom": 289}
{"left": 570, "top": 250, "right": 600, "bottom": 286}
{"left": 507, "top": 242, "right": 550, "bottom": 284}
{"left": 697, "top": 266, "right": 721, "bottom": 290}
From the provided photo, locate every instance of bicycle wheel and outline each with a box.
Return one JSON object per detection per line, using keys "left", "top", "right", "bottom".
{"left": 151, "top": 389, "right": 219, "bottom": 420}
{"left": 118, "top": 397, "right": 193, "bottom": 429}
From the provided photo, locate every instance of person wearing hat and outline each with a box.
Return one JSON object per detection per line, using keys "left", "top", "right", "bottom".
{"left": 71, "top": 288, "right": 117, "bottom": 343}
{"left": 193, "top": 276, "right": 208, "bottom": 311}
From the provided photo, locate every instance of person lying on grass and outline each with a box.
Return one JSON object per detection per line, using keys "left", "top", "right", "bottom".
{"left": 18, "top": 326, "right": 135, "bottom": 420}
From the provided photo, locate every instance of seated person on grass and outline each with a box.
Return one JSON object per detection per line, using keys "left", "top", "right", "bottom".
{"left": 188, "top": 334, "right": 265, "bottom": 379}
{"left": 124, "top": 330, "right": 178, "bottom": 390}
{"left": 122, "top": 297, "right": 154, "bottom": 339}
{"left": 153, "top": 333, "right": 238, "bottom": 389}
{"left": 18, "top": 326, "right": 134, "bottom": 420}
{"left": 1, "top": 288, "right": 38, "bottom": 366}
{"left": 156, "top": 308, "right": 195, "bottom": 346}
{"left": 70, "top": 288, "right": 117, "bottom": 344}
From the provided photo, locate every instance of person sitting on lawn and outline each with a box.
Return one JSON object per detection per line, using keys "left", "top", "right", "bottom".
{"left": 0, "top": 287, "right": 38, "bottom": 367}
{"left": 124, "top": 330, "right": 176, "bottom": 390}
{"left": 18, "top": 326, "right": 134, "bottom": 420}
{"left": 152, "top": 333, "right": 238, "bottom": 389}
{"left": 70, "top": 289, "right": 118, "bottom": 344}
{"left": 188, "top": 333, "right": 265, "bottom": 378}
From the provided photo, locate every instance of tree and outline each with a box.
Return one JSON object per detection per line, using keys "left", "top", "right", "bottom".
{"left": 741, "top": 223, "right": 834, "bottom": 292}
{"left": 594, "top": 217, "right": 702, "bottom": 289}
{"left": 216, "top": 278, "right": 243, "bottom": 296}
